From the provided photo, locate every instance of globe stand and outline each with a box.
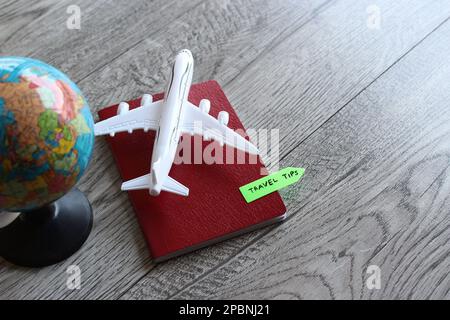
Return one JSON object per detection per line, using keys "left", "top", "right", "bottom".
{"left": 0, "top": 188, "right": 93, "bottom": 268}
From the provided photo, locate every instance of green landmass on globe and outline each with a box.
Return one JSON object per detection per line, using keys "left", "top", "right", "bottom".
{"left": 0, "top": 57, "right": 94, "bottom": 211}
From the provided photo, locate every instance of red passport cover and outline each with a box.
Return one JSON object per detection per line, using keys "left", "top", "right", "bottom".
{"left": 98, "top": 80, "right": 286, "bottom": 261}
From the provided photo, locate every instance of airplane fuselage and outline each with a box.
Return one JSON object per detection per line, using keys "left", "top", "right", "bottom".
{"left": 149, "top": 49, "right": 194, "bottom": 195}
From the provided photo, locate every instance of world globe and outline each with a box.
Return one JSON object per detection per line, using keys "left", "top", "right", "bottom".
{"left": 0, "top": 57, "right": 94, "bottom": 211}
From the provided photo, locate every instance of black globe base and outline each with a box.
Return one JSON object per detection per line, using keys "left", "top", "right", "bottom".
{"left": 0, "top": 188, "right": 93, "bottom": 268}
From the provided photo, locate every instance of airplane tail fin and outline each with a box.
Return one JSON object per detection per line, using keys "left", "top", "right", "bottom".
{"left": 151, "top": 159, "right": 161, "bottom": 186}
{"left": 121, "top": 157, "right": 188, "bottom": 196}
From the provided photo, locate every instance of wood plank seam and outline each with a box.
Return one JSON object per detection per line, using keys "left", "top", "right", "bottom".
{"left": 280, "top": 15, "right": 450, "bottom": 164}
{"left": 75, "top": 0, "right": 208, "bottom": 85}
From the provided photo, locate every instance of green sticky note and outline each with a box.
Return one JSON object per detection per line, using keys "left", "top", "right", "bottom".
{"left": 239, "top": 167, "right": 305, "bottom": 203}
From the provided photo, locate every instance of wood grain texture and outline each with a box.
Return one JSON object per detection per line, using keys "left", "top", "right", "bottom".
{"left": 0, "top": 0, "right": 449, "bottom": 299}
{"left": 0, "top": 0, "right": 205, "bottom": 82}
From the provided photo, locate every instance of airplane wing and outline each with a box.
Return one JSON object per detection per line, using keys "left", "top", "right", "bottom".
{"left": 94, "top": 100, "right": 163, "bottom": 136}
{"left": 181, "top": 101, "right": 259, "bottom": 154}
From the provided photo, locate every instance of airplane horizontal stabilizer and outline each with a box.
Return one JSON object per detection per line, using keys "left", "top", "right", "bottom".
{"left": 162, "top": 176, "right": 189, "bottom": 196}
{"left": 121, "top": 174, "right": 151, "bottom": 191}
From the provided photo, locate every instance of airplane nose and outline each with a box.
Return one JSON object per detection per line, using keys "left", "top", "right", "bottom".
{"left": 179, "top": 49, "right": 192, "bottom": 57}
{"left": 177, "top": 49, "right": 193, "bottom": 62}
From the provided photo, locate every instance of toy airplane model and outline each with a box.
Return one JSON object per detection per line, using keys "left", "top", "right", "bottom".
{"left": 94, "top": 49, "right": 258, "bottom": 197}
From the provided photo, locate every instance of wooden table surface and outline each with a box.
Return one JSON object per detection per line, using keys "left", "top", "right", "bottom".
{"left": 1, "top": 0, "right": 449, "bottom": 300}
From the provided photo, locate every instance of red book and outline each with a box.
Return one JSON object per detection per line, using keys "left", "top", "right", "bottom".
{"left": 98, "top": 80, "right": 286, "bottom": 261}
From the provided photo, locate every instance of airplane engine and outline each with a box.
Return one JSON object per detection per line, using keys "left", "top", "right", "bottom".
{"left": 141, "top": 94, "right": 153, "bottom": 106}
{"left": 117, "top": 102, "right": 129, "bottom": 115}
{"left": 218, "top": 111, "right": 229, "bottom": 126}
{"left": 199, "top": 99, "right": 210, "bottom": 114}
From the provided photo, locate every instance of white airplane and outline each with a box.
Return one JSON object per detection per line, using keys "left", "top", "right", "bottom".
{"left": 94, "top": 49, "right": 259, "bottom": 197}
